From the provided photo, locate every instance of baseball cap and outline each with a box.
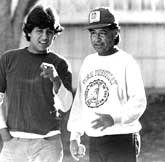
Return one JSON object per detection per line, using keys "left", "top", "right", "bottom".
{"left": 85, "top": 7, "right": 119, "bottom": 30}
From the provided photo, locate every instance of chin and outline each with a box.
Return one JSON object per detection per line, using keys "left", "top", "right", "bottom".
{"left": 39, "top": 47, "right": 48, "bottom": 52}
{"left": 95, "top": 49, "right": 103, "bottom": 54}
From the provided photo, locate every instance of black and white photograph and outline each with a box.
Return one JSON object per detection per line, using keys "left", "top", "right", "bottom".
{"left": 0, "top": 0, "right": 165, "bottom": 162}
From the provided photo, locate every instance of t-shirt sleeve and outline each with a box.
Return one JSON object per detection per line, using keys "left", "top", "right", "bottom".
{"left": 57, "top": 59, "right": 72, "bottom": 92}
{"left": 0, "top": 55, "right": 7, "bottom": 93}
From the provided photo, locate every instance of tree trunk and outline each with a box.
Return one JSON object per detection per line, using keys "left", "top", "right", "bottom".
{"left": 0, "top": 0, "right": 12, "bottom": 54}
{"left": 0, "top": 0, "right": 39, "bottom": 55}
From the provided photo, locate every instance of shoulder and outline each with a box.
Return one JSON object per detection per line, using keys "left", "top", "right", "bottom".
{"left": 83, "top": 53, "right": 97, "bottom": 63}
{"left": 117, "top": 49, "right": 137, "bottom": 65}
{"left": 117, "top": 50, "right": 141, "bottom": 73}
{"left": 3, "top": 48, "right": 20, "bottom": 55}
{"left": 0, "top": 48, "right": 24, "bottom": 61}
{"left": 48, "top": 51, "right": 69, "bottom": 63}
{"left": 48, "top": 51, "right": 71, "bottom": 71}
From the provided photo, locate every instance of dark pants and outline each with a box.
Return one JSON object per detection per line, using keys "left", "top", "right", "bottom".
{"left": 89, "top": 133, "right": 139, "bottom": 162}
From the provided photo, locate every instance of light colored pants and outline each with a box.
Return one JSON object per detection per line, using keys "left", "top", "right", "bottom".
{"left": 0, "top": 134, "right": 63, "bottom": 162}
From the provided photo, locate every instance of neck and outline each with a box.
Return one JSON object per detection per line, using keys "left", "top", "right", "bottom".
{"left": 98, "top": 47, "right": 118, "bottom": 56}
{"left": 27, "top": 47, "right": 48, "bottom": 54}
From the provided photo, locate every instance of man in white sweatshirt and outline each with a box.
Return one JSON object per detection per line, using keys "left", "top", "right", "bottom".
{"left": 67, "top": 7, "right": 146, "bottom": 162}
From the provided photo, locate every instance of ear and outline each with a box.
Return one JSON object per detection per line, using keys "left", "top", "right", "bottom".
{"left": 114, "top": 29, "right": 119, "bottom": 38}
{"left": 53, "top": 34, "right": 57, "bottom": 40}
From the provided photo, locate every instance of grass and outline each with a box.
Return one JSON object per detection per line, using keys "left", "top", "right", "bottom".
{"left": 138, "top": 94, "right": 165, "bottom": 162}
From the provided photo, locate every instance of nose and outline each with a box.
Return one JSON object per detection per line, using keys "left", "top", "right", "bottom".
{"left": 95, "top": 33, "right": 102, "bottom": 41}
{"left": 41, "top": 31, "right": 48, "bottom": 40}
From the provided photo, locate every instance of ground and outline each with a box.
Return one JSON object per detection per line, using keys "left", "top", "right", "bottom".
{"left": 138, "top": 94, "right": 165, "bottom": 162}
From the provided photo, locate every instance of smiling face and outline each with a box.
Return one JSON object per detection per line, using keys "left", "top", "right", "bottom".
{"left": 89, "top": 27, "right": 119, "bottom": 56}
{"left": 28, "top": 27, "right": 55, "bottom": 54}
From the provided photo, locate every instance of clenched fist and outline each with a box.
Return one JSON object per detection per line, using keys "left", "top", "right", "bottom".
{"left": 40, "top": 62, "right": 61, "bottom": 93}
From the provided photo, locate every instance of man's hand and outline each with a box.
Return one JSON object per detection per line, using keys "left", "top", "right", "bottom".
{"left": 70, "top": 140, "right": 86, "bottom": 161}
{"left": 0, "top": 128, "right": 12, "bottom": 142}
{"left": 91, "top": 113, "right": 114, "bottom": 131}
{"left": 40, "top": 62, "right": 61, "bottom": 93}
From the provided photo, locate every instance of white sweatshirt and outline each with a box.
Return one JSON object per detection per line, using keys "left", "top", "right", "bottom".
{"left": 67, "top": 49, "right": 146, "bottom": 141}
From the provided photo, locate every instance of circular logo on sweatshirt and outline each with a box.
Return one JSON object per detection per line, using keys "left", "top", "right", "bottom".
{"left": 85, "top": 79, "right": 109, "bottom": 108}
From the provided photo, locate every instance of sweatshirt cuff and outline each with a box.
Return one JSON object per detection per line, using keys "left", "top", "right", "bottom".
{"left": 70, "top": 132, "right": 81, "bottom": 143}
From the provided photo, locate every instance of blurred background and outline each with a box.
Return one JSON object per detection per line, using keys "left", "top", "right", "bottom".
{"left": 14, "top": 0, "right": 165, "bottom": 90}
{"left": 1, "top": 0, "right": 165, "bottom": 162}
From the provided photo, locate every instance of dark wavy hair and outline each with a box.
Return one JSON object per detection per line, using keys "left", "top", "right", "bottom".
{"left": 23, "top": 5, "right": 63, "bottom": 41}
{"left": 107, "top": 24, "right": 120, "bottom": 45}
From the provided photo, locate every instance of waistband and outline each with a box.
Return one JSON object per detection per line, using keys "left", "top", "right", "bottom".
{"left": 10, "top": 130, "right": 61, "bottom": 139}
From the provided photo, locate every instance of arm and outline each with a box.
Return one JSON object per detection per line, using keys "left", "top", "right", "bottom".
{"left": 67, "top": 74, "right": 85, "bottom": 141}
{"left": 40, "top": 61, "right": 73, "bottom": 112}
{"left": 0, "top": 56, "right": 12, "bottom": 141}
{"left": 55, "top": 59, "right": 73, "bottom": 112}
{"left": 0, "top": 93, "right": 12, "bottom": 141}
{"left": 54, "top": 82, "right": 73, "bottom": 113}
{"left": 0, "top": 93, "right": 7, "bottom": 129}
{"left": 113, "top": 59, "right": 147, "bottom": 124}
{"left": 67, "top": 72, "right": 86, "bottom": 160}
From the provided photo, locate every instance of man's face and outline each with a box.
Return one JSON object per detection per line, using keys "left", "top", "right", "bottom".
{"left": 89, "top": 27, "right": 118, "bottom": 56}
{"left": 28, "top": 27, "right": 55, "bottom": 54}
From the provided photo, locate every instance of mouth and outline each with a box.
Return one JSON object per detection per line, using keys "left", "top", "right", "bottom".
{"left": 39, "top": 41, "right": 48, "bottom": 44}
{"left": 94, "top": 44, "right": 103, "bottom": 49}
{"left": 39, "top": 41, "right": 49, "bottom": 47}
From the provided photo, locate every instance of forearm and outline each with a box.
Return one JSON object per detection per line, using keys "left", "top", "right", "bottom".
{"left": 117, "top": 58, "right": 147, "bottom": 124}
{"left": 52, "top": 63, "right": 73, "bottom": 112}
{"left": 0, "top": 93, "right": 7, "bottom": 129}
{"left": 0, "top": 93, "right": 12, "bottom": 141}
{"left": 67, "top": 89, "right": 85, "bottom": 138}
{"left": 52, "top": 76, "right": 61, "bottom": 94}
{"left": 110, "top": 92, "right": 146, "bottom": 125}
{"left": 121, "top": 95, "right": 146, "bottom": 124}
{"left": 0, "top": 128, "right": 12, "bottom": 141}
{"left": 54, "top": 83, "right": 73, "bottom": 112}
